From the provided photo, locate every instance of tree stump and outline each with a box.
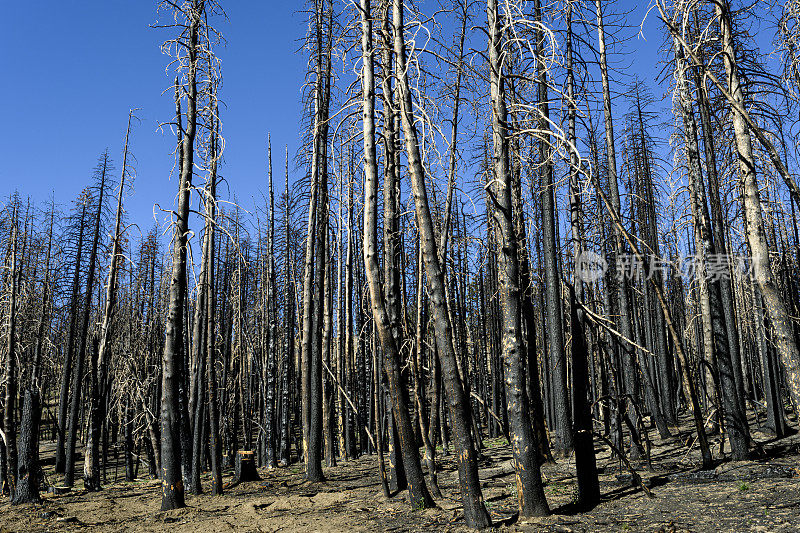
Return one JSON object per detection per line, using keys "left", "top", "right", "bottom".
{"left": 234, "top": 451, "right": 260, "bottom": 483}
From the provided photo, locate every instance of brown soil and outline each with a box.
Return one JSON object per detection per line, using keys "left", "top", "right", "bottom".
{"left": 2, "top": 415, "right": 800, "bottom": 532}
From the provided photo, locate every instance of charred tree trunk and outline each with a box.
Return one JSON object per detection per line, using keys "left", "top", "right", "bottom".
{"left": 207, "top": 157, "right": 223, "bottom": 495}
{"left": 486, "top": 0, "right": 549, "bottom": 517}
{"left": 11, "top": 390, "right": 41, "bottom": 505}
{"left": 265, "top": 135, "right": 278, "bottom": 470}
{"left": 3, "top": 211, "right": 19, "bottom": 495}
{"left": 66, "top": 154, "right": 109, "bottom": 488}
{"left": 674, "top": 36, "right": 748, "bottom": 458}
{"left": 361, "top": 0, "right": 434, "bottom": 508}
{"left": 159, "top": 2, "right": 203, "bottom": 508}
{"left": 55, "top": 201, "right": 87, "bottom": 475}
{"left": 715, "top": 0, "right": 800, "bottom": 418}
{"left": 393, "top": 0, "right": 490, "bottom": 526}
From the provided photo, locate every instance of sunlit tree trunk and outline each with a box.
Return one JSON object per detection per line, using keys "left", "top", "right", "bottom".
{"left": 361, "top": 0, "right": 434, "bottom": 508}
{"left": 715, "top": 0, "right": 800, "bottom": 416}
{"left": 393, "top": 0, "right": 490, "bottom": 526}
{"left": 486, "top": 0, "right": 549, "bottom": 517}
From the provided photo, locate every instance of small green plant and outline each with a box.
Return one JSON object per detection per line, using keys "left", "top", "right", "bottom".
{"left": 484, "top": 437, "right": 505, "bottom": 449}
{"left": 738, "top": 482, "right": 749, "bottom": 492}
{"left": 547, "top": 483, "right": 565, "bottom": 496}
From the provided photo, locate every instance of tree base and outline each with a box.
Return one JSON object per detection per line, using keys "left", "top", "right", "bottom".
{"left": 12, "top": 390, "right": 43, "bottom": 505}
{"left": 11, "top": 481, "right": 43, "bottom": 505}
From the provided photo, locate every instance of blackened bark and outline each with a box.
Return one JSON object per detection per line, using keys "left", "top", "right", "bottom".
{"left": 55, "top": 202, "right": 87, "bottom": 475}
{"left": 674, "top": 36, "right": 748, "bottom": 459}
{"left": 362, "top": 0, "right": 434, "bottom": 508}
{"left": 570, "top": 289, "right": 600, "bottom": 509}
{"left": 693, "top": 39, "right": 746, "bottom": 417}
{"left": 264, "top": 135, "right": 278, "bottom": 469}
{"left": 160, "top": 3, "right": 202, "bottom": 508}
{"left": 594, "top": 0, "right": 640, "bottom": 459}
{"left": 124, "top": 397, "right": 135, "bottom": 482}
{"left": 11, "top": 390, "right": 41, "bottom": 505}
{"left": 66, "top": 154, "right": 109, "bottom": 488}
{"left": 207, "top": 186, "right": 223, "bottom": 495}
{"left": 299, "top": 0, "right": 330, "bottom": 482}
{"left": 4, "top": 213, "right": 19, "bottom": 495}
{"left": 280, "top": 147, "right": 295, "bottom": 467}
{"left": 393, "top": 0, "right": 490, "bottom": 525}
{"left": 533, "top": 0, "right": 572, "bottom": 456}
{"left": 486, "top": 0, "right": 550, "bottom": 517}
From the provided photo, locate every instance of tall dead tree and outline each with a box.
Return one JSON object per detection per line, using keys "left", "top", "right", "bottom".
{"left": 486, "top": 0, "right": 549, "bottom": 517}
{"left": 714, "top": 0, "right": 800, "bottom": 416}
{"left": 673, "top": 34, "right": 748, "bottom": 458}
{"left": 86, "top": 110, "right": 135, "bottom": 491}
{"left": 393, "top": 0, "right": 490, "bottom": 526}
{"left": 65, "top": 153, "right": 110, "bottom": 488}
{"left": 54, "top": 198, "right": 88, "bottom": 475}
{"left": 3, "top": 205, "right": 19, "bottom": 496}
{"left": 594, "top": 0, "right": 642, "bottom": 458}
{"left": 156, "top": 0, "right": 207, "bottom": 510}
{"left": 360, "top": 0, "right": 435, "bottom": 510}
{"left": 299, "top": 0, "right": 332, "bottom": 482}
{"left": 206, "top": 104, "right": 223, "bottom": 496}
{"left": 263, "top": 134, "right": 278, "bottom": 469}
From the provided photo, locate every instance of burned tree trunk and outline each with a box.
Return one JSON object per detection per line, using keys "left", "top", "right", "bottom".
{"left": 486, "top": 0, "right": 549, "bottom": 517}
{"left": 65, "top": 153, "right": 110, "bottom": 488}
{"left": 86, "top": 110, "right": 135, "bottom": 492}
{"left": 264, "top": 135, "right": 278, "bottom": 470}
{"left": 55, "top": 200, "right": 87, "bottom": 475}
{"left": 361, "top": 0, "right": 434, "bottom": 509}
{"left": 674, "top": 36, "right": 748, "bottom": 459}
{"left": 159, "top": 0, "right": 204, "bottom": 509}
{"left": 393, "top": 0, "right": 490, "bottom": 526}
{"left": 715, "top": 0, "right": 800, "bottom": 417}
{"left": 11, "top": 390, "right": 41, "bottom": 505}
{"left": 3, "top": 209, "right": 19, "bottom": 495}
{"left": 299, "top": 0, "right": 332, "bottom": 483}
{"left": 594, "top": 0, "right": 641, "bottom": 459}
{"left": 207, "top": 153, "right": 223, "bottom": 496}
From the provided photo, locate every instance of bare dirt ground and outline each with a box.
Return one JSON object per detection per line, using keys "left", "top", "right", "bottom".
{"left": 2, "top": 413, "right": 800, "bottom": 532}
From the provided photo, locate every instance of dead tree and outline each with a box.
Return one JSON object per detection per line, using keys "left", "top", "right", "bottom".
{"left": 11, "top": 390, "right": 41, "bottom": 505}
{"left": 155, "top": 0, "right": 206, "bottom": 510}
{"left": 54, "top": 198, "right": 88, "bottom": 475}
{"left": 393, "top": 0, "right": 490, "bottom": 526}
{"left": 360, "top": 0, "right": 435, "bottom": 509}
{"left": 65, "top": 153, "right": 111, "bottom": 488}
{"left": 3, "top": 204, "right": 19, "bottom": 495}
{"left": 299, "top": 0, "right": 333, "bottom": 483}
{"left": 486, "top": 0, "right": 549, "bottom": 517}
{"left": 85, "top": 110, "right": 136, "bottom": 491}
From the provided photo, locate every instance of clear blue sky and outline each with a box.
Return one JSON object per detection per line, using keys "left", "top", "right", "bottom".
{"left": 0, "top": 1, "right": 307, "bottom": 231}
{"left": 0, "top": 1, "right": 668, "bottom": 236}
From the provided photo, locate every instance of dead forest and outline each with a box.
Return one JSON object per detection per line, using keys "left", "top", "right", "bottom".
{"left": 3, "top": 0, "right": 800, "bottom": 530}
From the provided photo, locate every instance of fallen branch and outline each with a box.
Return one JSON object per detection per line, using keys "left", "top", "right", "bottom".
{"left": 594, "top": 431, "right": 655, "bottom": 498}
{"left": 322, "top": 359, "right": 376, "bottom": 449}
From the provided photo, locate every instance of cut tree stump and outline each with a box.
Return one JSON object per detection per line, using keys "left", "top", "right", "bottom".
{"left": 234, "top": 451, "right": 260, "bottom": 483}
